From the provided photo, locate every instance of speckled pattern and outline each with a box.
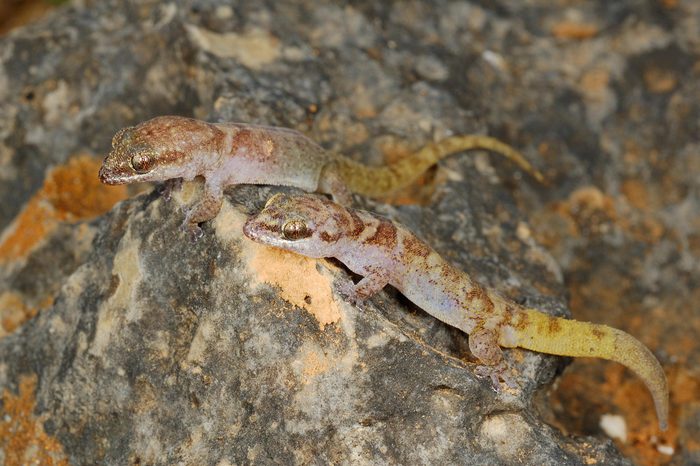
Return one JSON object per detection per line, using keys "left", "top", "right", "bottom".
{"left": 0, "top": 0, "right": 698, "bottom": 464}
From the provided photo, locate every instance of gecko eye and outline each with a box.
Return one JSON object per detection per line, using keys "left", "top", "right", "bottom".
{"left": 282, "top": 220, "right": 312, "bottom": 241}
{"left": 130, "top": 152, "right": 153, "bottom": 174}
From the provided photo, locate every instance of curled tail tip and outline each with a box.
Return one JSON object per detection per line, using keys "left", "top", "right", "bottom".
{"left": 613, "top": 329, "right": 669, "bottom": 432}
{"left": 656, "top": 388, "right": 670, "bottom": 431}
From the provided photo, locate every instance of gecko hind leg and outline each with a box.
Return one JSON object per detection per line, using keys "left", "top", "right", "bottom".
{"left": 469, "top": 328, "right": 517, "bottom": 390}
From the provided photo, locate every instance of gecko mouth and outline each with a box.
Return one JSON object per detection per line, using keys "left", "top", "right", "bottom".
{"left": 98, "top": 166, "right": 134, "bottom": 185}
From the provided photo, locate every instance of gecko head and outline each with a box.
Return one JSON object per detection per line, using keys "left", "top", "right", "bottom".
{"left": 243, "top": 193, "right": 348, "bottom": 258}
{"left": 98, "top": 116, "right": 220, "bottom": 185}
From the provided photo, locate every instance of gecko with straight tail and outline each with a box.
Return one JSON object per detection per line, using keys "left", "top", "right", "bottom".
{"left": 99, "top": 116, "right": 543, "bottom": 236}
{"left": 243, "top": 193, "right": 669, "bottom": 430}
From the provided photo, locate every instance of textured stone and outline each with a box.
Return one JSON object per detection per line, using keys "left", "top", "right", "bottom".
{"left": 2, "top": 0, "right": 699, "bottom": 464}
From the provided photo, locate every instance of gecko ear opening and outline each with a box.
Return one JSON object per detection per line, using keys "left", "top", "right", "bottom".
{"left": 282, "top": 220, "right": 312, "bottom": 240}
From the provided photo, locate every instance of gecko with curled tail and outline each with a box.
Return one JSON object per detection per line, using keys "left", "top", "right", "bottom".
{"left": 243, "top": 193, "right": 669, "bottom": 430}
{"left": 99, "top": 116, "right": 543, "bottom": 237}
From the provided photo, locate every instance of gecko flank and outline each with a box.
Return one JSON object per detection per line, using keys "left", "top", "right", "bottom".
{"left": 99, "top": 116, "right": 543, "bottom": 235}
{"left": 243, "top": 193, "right": 669, "bottom": 430}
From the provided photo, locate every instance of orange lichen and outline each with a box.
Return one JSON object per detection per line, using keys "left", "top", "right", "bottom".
{"left": 246, "top": 244, "right": 342, "bottom": 329}
{"left": 0, "top": 292, "right": 36, "bottom": 336}
{"left": 0, "top": 375, "right": 68, "bottom": 466}
{"left": 580, "top": 68, "right": 610, "bottom": 96}
{"left": 551, "top": 21, "right": 599, "bottom": 40}
{"left": 0, "top": 0, "right": 55, "bottom": 35}
{"left": 220, "top": 205, "right": 342, "bottom": 330}
{"left": 0, "top": 292, "right": 54, "bottom": 338}
{"left": 643, "top": 66, "right": 678, "bottom": 94}
{"left": 0, "top": 154, "right": 128, "bottom": 263}
{"left": 621, "top": 179, "right": 651, "bottom": 211}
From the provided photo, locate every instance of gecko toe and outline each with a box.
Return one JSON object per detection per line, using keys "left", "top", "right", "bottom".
{"left": 179, "top": 220, "right": 204, "bottom": 242}
{"left": 334, "top": 280, "right": 362, "bottom": 305}
{"left": 474, "top": 363, "right": 518, "bottom": 391}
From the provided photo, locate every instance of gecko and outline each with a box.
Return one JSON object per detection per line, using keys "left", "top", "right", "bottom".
{"left": 98, "top": 115, "right": 543, "bottom": 237}
{"left": 242, "top": 193, "right": 669, "bottom": 430}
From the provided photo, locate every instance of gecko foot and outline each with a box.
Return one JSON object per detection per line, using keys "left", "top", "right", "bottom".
{"left": 179, "top": 220, "right": 204, "bottom": 242}
{"left": 474, "top": 363, "right": 518, "bottom": 391}
{"left": 334, "top": 279, "right": 363, "bottom": 306}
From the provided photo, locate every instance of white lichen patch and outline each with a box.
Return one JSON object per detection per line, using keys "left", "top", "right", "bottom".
{"left": 186, "top": 317, "right": 215, "bottom": 364}
{"left": 366, "top": 331, "right": 390, "bottom": 349}
{"left": 286, "top": 340, "right": 362, "bottom": 435}
{"left": 42, "top": 80, "right": 72, "bottom": 126}
{"left": 216, "top": 203, "right": 343, "bottom": 330}
{"left": 132, "top": 414, "right": 165, "bottom": 463}
{"left": 90, "top": 235, "right": 143, "bottom": 358}
{"left": 185, "top": 25, "right": 281, "bottom": 69}
{"left": 478, "top": 413, "right": 533, "bottom": 461}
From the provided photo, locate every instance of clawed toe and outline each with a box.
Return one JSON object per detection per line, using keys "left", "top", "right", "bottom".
{"left": 474, "top": 363, "right": 518, "bottom": 391}
{"left": 180, "top": 221, "right": 203, "bottom": 242}
{"left": 334, "top": 280, "right": 361, "bottom": 305}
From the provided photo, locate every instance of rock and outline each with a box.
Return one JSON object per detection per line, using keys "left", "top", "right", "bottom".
{"left": 3, "top": 0, "right": 697, "bottom": 464}
{"left": 0, "top": 178, "right": 626, "bottom": 464}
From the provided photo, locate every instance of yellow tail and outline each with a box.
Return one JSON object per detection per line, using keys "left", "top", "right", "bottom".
{"left": 336, "top": 135, "right": 544, "bottom": 197}
{"left": 510, "top": 309, "right": 668, "bottom": 430}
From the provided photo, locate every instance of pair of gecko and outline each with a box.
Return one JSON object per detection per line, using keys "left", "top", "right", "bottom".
{"left": 99, "top": 115, "right": 668, "bottom": 430}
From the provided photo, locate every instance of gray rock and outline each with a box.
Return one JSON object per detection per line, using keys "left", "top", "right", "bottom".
{"left": 0, "top": 180, "right": 627, "bottom": 464}
{"left": 7, "top": 0, "right": 695, "bottom": 464}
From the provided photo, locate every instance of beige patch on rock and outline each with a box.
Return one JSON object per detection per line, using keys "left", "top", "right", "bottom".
{"left": 186, "top": 318, "right": 215, "bottom": 364}
{"left": 215, "top": 204, "right": 342, "bottom": 329}
{"left": 295, "top": 342, "right": 358, "bottom": 382}
{"left": 90, "top": 238, "right": 143, "bottom": 358}
{"left": 185, "top": 25, "right": 280, "bottom": 69}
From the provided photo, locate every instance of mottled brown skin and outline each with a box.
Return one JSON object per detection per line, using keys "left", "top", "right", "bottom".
{"left": 243, "top": 193, "right": 669, "bottom": 430}
{"left": 99, "top": 115, "right": 543, "bottom": 237}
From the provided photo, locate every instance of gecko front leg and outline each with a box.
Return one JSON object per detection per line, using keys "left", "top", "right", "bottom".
{"left": 318, "top": 163, "right": 354, "bottom": 206}
{"left": 181, "top": 182, "right": 224, "bottom": 239}
{"left": 335, "top": 270, "right": 389, "bottom": 305}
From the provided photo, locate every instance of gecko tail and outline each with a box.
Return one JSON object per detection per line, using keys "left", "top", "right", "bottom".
{"left": 512, "top": 308, "right": 668, "bottom": 430}
{"left": 335, "top": 135, "right": 544, "bottom": 197}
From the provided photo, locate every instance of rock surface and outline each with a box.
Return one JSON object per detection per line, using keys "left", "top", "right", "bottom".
{"left": 1, "top": 0, "right": 698, "bottom": 464}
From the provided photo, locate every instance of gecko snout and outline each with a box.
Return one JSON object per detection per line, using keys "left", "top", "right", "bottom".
{"left": 98, "top": 165, "right": 112, "bottom": 184}
{"left": 242, "top": 218, "right": 258, "bottom": 240}
{"left": 98, "top": 163, "right": 121, "bottom": 185}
